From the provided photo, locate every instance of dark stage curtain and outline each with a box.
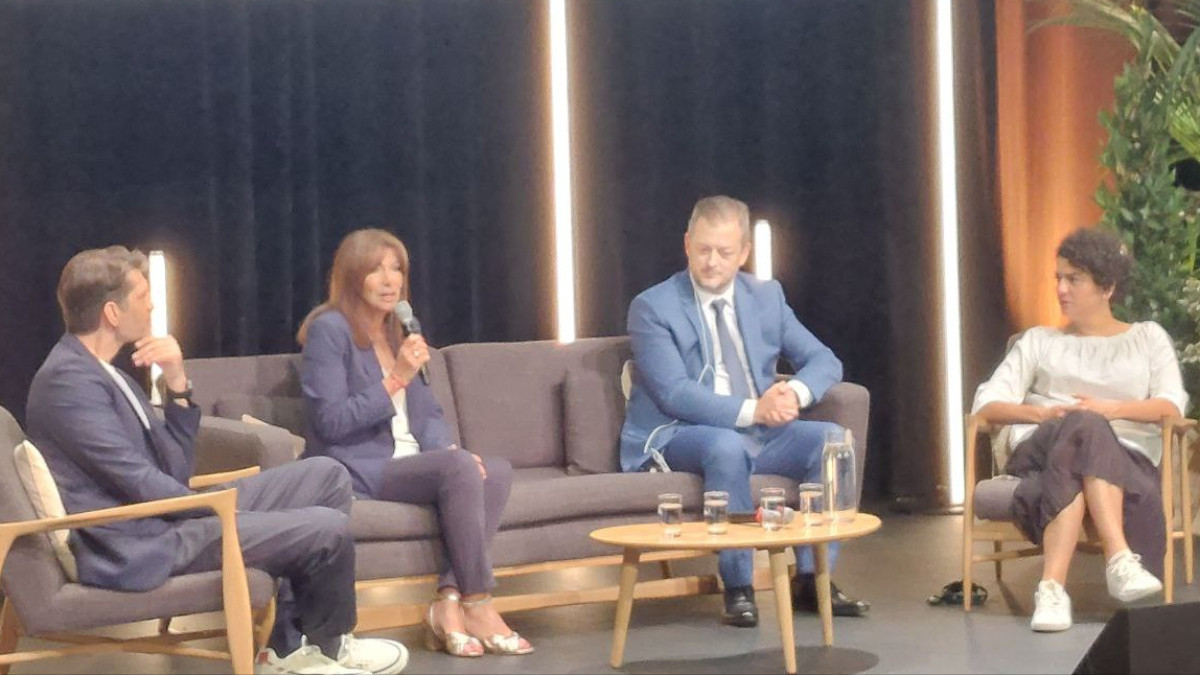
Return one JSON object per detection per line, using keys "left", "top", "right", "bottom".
{"left": 0, "top": 0, "right": 553, "bottom": 423}
{"left": 0, "top": 0, "right": 1007, "bottom": 506}
{"left": 570, "top": 0, "right": 1008, "bottom": 506}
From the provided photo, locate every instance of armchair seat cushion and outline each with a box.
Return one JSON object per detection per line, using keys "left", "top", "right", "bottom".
{"left": 973, "top": 475, "right": 1020, "bottom": 521}
{"left": 24, "top": 569, "right": 275, "bottom": 636}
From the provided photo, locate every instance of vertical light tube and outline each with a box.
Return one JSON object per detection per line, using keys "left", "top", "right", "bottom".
{"left": 936, "top": 0, "right": 965, "bottom": 506}
{"left": 148, "top": 250, "right": 169, "bottom": 405}
{"left": 753, "top": 219, "right": 773, "bottom": 281}
{"left": 549, "top": 0, "right": 576, "bottom": 343}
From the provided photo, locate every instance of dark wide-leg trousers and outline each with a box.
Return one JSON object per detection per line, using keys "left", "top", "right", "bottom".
{"left": 376, "top": 448, "right": 513, "bottom": 596}
{"left": 171, "top": 457, "right": 357, "bottom": 656}
{"left": 1006, "top": 410, "right": 1166, "bottom": 578}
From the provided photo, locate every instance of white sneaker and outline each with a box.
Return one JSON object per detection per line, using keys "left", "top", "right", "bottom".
{"left": 255, "top": 646, "right": 367, "bottom": 675}
{"left": 333, "top": 635, "right": 409, "bottom": 675}
{"left": 1030, "top": 579, "right": 1072, "bottom": 632}
{"left": 1105, "top": 550, "right": 1163, "bottom": 602}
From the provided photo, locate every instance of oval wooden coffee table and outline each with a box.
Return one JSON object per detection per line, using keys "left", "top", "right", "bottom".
{"left": 591, "top": 514, "right": 882, "bottom": 675}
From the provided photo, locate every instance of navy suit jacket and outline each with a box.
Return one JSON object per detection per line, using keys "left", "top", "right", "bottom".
{"left": 25, "top": 334, "right": 201, "bottom": 592}
{"left": 618, "top": 271, "right": 843, "bottom": 472}
{"left": 300, "top": 309, "right": 456, "bottom": 498}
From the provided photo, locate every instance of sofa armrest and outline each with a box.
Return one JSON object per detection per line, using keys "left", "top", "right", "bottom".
{"left": 798, "top": 381, "right": 870, "bottom": 499}
{"left": 195, "top": 416, "right": 299, "bottom": 474}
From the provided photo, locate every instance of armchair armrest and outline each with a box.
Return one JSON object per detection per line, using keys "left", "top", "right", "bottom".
{"left": 798, "top": 382, "right": 870, "bottom": 501}
{"left": 1162, "top": 416, "right": 1196, "bottom": 437}
{"left": 0, "top": 488, "right": 254, "bottom": 654}
{"left": 190, "top": 466, "right": 261, "bottom": 490}
{"left": 0, "top": 489, "right": 237, "bottom": 542}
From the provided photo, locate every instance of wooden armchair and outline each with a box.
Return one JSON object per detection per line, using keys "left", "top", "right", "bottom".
{"left": 962, "top": 411, "right": 1196, "bottom": 611}
{"left": 0, "top": 406, "right": 274, "bottom": 674}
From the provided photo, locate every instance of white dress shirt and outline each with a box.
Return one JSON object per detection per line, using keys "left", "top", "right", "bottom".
{"left": 690, "top": 277, "right": 813, "bottom": 427}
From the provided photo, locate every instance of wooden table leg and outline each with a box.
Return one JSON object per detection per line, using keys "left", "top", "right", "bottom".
{"left": 610, "top": 548, "right": 642, "bottom": 668}
{"left": 768, "top": 547, "right": 798, "bottom": 675}
{"left": 815, "top": 542, "right": 833, "bottom": 646}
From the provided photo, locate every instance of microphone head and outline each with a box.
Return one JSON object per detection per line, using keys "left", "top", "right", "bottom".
{"left": 394, "top": 300, "right": 414, "bottom": 323}
{"left": 394, "top": 300, "right": 423, "bottom": 335}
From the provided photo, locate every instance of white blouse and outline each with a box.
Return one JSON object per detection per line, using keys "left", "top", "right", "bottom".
{"left": 390, "top": 389, "right": 421, "bottom": 459}
{"left": 971, "top": 322, "right": 1188, "bottom": 466}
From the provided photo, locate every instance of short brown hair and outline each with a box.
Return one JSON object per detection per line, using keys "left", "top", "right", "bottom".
{"left": 297, "top": 228, "right": 411, "bottom": 348}
{"left": 687, "top": 195, "right": 751, "bottom": 243}
{"left": 1057, "top": 227, "right": 1134, "bottom": 302}
{"left": 57, "top": 246, "right": 149, "bottom": 334}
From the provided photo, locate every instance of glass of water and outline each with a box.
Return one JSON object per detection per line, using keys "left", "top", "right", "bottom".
{"left": 703, "top": 490, "right": 729, "bottom": 535}
{"left": 798, "top": 483, "right": 826, "bottom": 528}
{"left": 760, "top": 487, "right": 787, "bottom": 531}
{"left": 657, "top": 493, "right": 683, "bottom": 538}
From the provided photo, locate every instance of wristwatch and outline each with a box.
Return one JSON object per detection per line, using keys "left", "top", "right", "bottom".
{"left": 166, "top": 379, "right": 194, "bottom": 404}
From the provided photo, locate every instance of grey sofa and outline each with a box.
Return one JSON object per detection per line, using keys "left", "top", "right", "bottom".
{"left": 185, "top": 336, "right": 870, "bottom": 629}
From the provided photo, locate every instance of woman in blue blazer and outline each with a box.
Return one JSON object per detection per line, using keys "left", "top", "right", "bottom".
{"left": 299, "top": 228, "right": 532, "bottom": 657}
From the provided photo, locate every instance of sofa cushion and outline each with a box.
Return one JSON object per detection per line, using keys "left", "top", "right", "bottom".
{"left": 564, "top": 369, "right": 624, "bottom": 475}
{"left": 14, "top": 441, "right": 79, "bottom": 582}
{"left": 973, "top": 476, "right": 1020, "bottom": 521}
{"left": 500, "top": 470, "right": 799, "bottom": 529}
{"left": 348, "top": 467, "right": 800, "bottom": 540}
{"left": 442, "top": 342, "right": 568, "bottom": 469}
{"left": 350, "top": 499, "right": 439, "bottom": 542}
{"left": 239, "top": 414, "right": 306, "bottom": 459}
{"left": 214, "top": 394, "right": 306, "bottom": 438}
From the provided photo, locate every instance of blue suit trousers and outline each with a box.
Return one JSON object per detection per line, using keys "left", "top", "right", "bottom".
{"left": 662, "top": 419, "right": 842, "bottom": 588}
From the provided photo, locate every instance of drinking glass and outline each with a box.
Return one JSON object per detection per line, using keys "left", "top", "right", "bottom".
{"left": 798, "top": 483, "right": 826, "bottom": 528}
{"left": 760, "top": 487, "right": 787, "bottom": 531}
{"left": 657, "top": 493, "right": 682, "bottom": 538}
{"left": 703, "top": 490, "right": 729, "bottom": 535}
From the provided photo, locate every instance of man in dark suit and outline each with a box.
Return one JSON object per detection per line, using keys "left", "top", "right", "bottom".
{"left": 620, "top": 196, "right": 869, "bottom": 627}
{"left": 25, "top": 246, "right": 407, "bottom": 675}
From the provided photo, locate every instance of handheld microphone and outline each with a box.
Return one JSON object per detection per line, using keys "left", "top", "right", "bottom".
{"left": 728, "top": 506, "right": 796, "bottom": 525}
{"left": 394, "top": 301, "right": 430, "bottom": 385}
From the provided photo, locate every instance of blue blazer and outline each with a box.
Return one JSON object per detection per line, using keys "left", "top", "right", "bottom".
{"left": 300, "top": 309, "right": 457, "bottom": 498}
{"left": 25, "top": 334, "right": 201, "bottom": 592}
{"left": 619, "top": 271, "right": 843, "bottom": 472}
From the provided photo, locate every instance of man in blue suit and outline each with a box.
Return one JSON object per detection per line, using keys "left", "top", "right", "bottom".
{"left": 620, "top": 196, "right": 869, "bottom": 626}
{"left": 25, "top": 246, "right": 408, "bottom": 674}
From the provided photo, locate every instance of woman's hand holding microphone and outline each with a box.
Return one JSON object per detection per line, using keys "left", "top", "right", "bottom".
{"left": 384, "top": 334, "right": 431, "bottom": 395}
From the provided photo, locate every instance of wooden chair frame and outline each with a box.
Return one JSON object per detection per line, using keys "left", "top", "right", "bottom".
{"left": 962, "top": 413, "right": 1196, "bottom": 611}
{"left": 0, "top": 467, "right": 272, "bottom": 675}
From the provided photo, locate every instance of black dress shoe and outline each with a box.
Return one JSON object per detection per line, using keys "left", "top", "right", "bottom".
{"left": 792, "top": 574, "right": 870, "bottom": 617}
{"left": 722, "top": 586, "right": 759, "bottom": 627}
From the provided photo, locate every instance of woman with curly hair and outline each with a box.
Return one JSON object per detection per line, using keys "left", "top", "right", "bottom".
{"left": 971, "top": 227, "right": 1187, "bottom": 632}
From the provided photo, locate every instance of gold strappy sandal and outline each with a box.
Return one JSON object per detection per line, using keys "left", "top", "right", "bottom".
{"left": 424, "top": 592, "right": 484, "bottom": 658}
{"left": 461, "top": 596, "right": 535, "bottom": 655}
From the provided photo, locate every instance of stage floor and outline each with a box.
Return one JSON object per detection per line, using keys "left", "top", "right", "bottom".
{"left": 16, "top": 509, "right": 1199, "bottom": 674}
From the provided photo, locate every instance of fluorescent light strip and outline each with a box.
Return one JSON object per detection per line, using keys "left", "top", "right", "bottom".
{"left": 753, "top": 219, "right": 772, "bottom": 281}
{"left": 148, "top": 250, "right": 169, "bottom": 405}
{"left": 549, "top": 0, "right": 576, "bottom": 343}
{"left": 935, "top": 0, "right": 965, "bottom": 506}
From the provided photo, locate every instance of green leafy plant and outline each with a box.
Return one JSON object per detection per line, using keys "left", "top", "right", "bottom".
{"left": 1036, "top": 0, "right": 1200, "bottom": 166}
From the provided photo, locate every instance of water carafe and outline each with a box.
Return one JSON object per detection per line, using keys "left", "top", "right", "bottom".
{"left": 822, "top": 427, "right": 858, "bottom": 524}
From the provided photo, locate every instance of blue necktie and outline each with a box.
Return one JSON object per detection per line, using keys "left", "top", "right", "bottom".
{"left": 711, "top": 299, "right": 753, "bottom": 400}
